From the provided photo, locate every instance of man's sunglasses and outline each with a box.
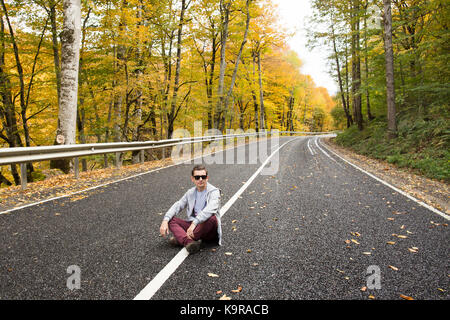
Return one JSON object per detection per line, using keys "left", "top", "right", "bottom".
{"left": 193, "top": 175, "right": 208, "bottom": 180}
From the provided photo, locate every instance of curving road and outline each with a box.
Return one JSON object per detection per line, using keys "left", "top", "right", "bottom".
{"left": 0, "top": 136, "right": 448, "bottom": 300}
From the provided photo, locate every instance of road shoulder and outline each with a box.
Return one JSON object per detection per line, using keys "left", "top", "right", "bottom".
{"left": 322, "top": 137, "right": 449, "bottom": 215}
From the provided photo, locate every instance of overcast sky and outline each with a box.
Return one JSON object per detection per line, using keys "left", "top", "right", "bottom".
{"left": 271, "top": 0, "right": 338, "bottom": 95}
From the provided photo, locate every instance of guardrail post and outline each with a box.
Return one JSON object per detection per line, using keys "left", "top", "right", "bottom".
{"left": 74, "top": 157, "right": 79, "bottom": 179}
{"left": 20, "top": 163, "right": 27, "bottom": 190}
{"left": 115, "top": 152, "right": 122, "bottom": 169}
{"left": 140, "top": 150, "right": 145, "bottom": 163}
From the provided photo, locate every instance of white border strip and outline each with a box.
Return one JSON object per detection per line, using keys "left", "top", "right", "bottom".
{"left": 307, "top": 139, "right": 315, "bottom": 155}
{"left": 314, "top": 137, "right": 343, "bottom": 168}
{"left": 318, "top": 139, "right": 449, "bottom": 221}
{"left": 133, "top": 137, "right": 301, "bottom": 300}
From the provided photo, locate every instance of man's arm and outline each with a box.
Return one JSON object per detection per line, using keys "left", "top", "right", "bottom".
{"left": 159, "top": 192, "right": 189, "bottom": 237}
{"left": 163, "top": 192, "right": 189, "bottom": 222}
{"left": 160, "top": 220, "right": 170, "bottom": 237}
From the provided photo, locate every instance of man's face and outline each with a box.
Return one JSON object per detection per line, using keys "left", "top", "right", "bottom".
{"left": 191, "top": 170, "right": 208, "bottom": 190}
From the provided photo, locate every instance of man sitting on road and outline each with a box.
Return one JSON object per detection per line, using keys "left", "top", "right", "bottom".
{"left": 159, "top": 165, "right": 222, "bottom": 254}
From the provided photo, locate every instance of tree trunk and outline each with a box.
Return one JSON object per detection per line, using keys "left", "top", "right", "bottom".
{"left": 0, "top": 14, "right": 20, "bottom": 184}
{"left": 222, "top": 0, "right": 251, "bottom": 132}
{"left": 168, "top": 0, "right": 188, "bottom": 139}
{"left": 207, "top": 20, "right": 218, "bottom": 130}
{"left": 1, "top": 0, "right": 35, "bottom": 181}
{"left": 0, "top": 172, "right": 12, "bottom": 186}
{"left": 215, "top": 0, "right": 230, "bottom": 130}
{"left": 351, "top": 0, "right": 363, "bottom": 131}
{"left": 344, "top": 39, "right": 351, "bottom": 121}
{"left": 383, "top": 0, "right": 397, "bottom": 138}
{"left": 51, "top": 0, "right": 81, "bottom": 173}
{"left": 363, "top": 1, "right": 374, "bottom": 121}
{"left": 331, "top": 24, "right": 353, "bottom": 128}
{"left": 49, "top": 0, "right": 61, "bottom": 107}
{"left": 257, "top": 49, "right": 265, "bottom": 131}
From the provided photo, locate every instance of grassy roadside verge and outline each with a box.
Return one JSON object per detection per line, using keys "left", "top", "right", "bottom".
{"left": 333, "top": 109, "right": 450, "bottom": 183}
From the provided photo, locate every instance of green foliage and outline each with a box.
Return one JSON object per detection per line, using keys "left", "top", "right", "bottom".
{"left": 31, "top": 169, "right": 46, "bottom": 182}
{"left": 330, "top": 104, "right": 347, "bottom": 129}
{"left": 335, "top": 106, "right": 450, "bottom": 182}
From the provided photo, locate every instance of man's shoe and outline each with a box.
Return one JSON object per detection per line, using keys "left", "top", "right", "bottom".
{"left": 186, "top": 240, "right": 202, "bottom": 254}
{"left": 168, "top": 237, "right": 180, "bottom": 247}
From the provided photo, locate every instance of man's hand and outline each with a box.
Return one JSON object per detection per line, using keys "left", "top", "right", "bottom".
{"left": 160, "top": 220, "right": 169, "bottom": 237}
{"left": 186, "top": 223, "right": 196, "bottom": 240}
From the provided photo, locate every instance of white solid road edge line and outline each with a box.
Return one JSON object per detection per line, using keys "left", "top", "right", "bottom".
{"left": 307, "top": 139, "right": 315, "bottom": 155}
{"left": 314, "top": 136, "right": 343, "bottom": 168}
{"left": 318, "top": 138, "right": 449, "bottom": 221}
{"left": 133, "top": 137, "right": 301, "bottom": 300}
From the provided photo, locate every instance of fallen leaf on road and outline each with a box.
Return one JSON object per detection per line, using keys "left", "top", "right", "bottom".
{"left": 361, "top": 286, "right": 367, "bottom": 292}
{"left": 232, "top": 220, "right": 237, "bottom": 224}
{"left": 387, "top": 241, "right": 396, "bottom": 245}
{"left": 399, "top": 294, "right": 414, "bottom": 300}
{"left": 368, "top": 295, "right": 375, "bottom": 299}
{"left": 345, "top": 239, "right": 351, "bottom": 244}
{"left": 70, "top": 195, "right": 87, "bottom": 202}
{"left": 362, "top": 252, "right": 371, "bottom": 255}
{"left": 219, "top": 294, "right": 231, "bottom": 300}
{"left": 388, "top": 265, "right": 399, "bottom": 271}
{"left": 246, "top": 249, "right": 252, "bottom": 253}
{"left": 207, "top": 273, "right": 219, "bottom": 278}
{"left": 408, "top": 247, "right": 418, "bottom": 253}
{"left": 231, "top": 286, "right": 243, "bottom": 293}
{"left": 351, "top": 239, "right": 360, "bottom": 245}
{"left": 216, "top": 290, "right": 222, "bottom": 294}
{"left": 224, "top": 252, "right": 233, "bottom": 256}
{"left": 387, "top": 218, "right": 395, "bottom": 221}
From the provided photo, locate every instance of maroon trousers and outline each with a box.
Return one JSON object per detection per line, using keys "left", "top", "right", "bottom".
{"left": 168, "top": 216, "right": 218, "bottom": 246}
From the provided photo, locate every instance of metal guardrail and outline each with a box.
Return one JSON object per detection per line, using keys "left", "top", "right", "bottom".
{"left": 0, "top": 130, "right": 333, "bottom": 189}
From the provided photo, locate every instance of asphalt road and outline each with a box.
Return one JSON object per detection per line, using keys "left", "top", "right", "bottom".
{"left": 0, "top": 136, "right": 448, "bottom": 300}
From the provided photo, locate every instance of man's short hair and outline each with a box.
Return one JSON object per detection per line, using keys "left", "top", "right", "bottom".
{"left": 192, "top": 165, "right": 207, "bottom": 176}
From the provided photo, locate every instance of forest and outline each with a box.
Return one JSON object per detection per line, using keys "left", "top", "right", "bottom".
{"left": 0, "top": 0, "right": 448, "bottom": 187}
{"left": 0, "top": 0, "right": 335, "bottom": 186}
{"left": 309, "top": 0, "right": 449, "bottom": 182}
